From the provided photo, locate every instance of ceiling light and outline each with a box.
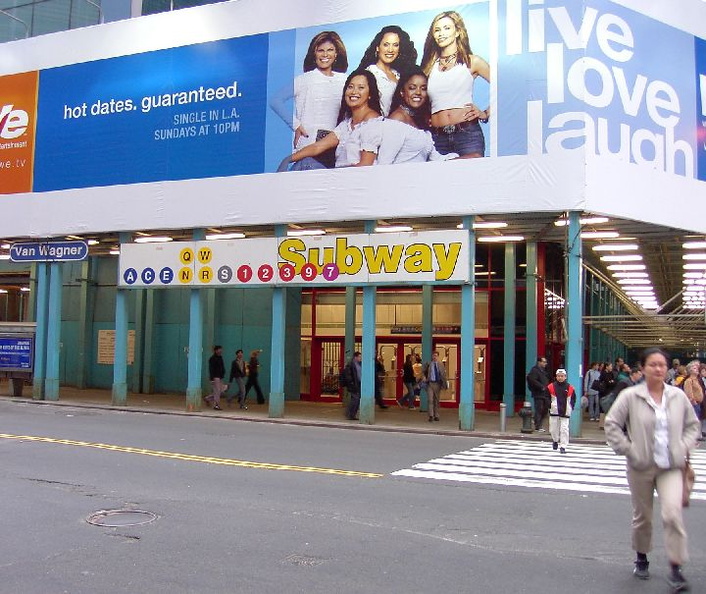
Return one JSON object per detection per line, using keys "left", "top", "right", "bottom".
{"left": 554, "top": 216, "right": 609, "bottom": 227}
{"left": 592, "top": 243, "right": 639, "bottom": 251}
{"left": 475, "top": 271, "right": 497, "bottom": 276}
{"left": 616, "top": 278, "right": 651, "bottom": 285}
{"left": 20, "top": 287, "right": 30, "bottom": 292}
{"left": 0, "top": 255, "right": 10, "bottom": 260}
{"left": 1, "top": 243, "right": 10, "bottom": 249}
{"left": 612, "top": 272, "right": 649, "bottom": 278}
{"left": 286, "top": 229, "right": 326, "bottom": 237}
{"left": 109, "top": 249, "right": 120, "bottom": 255}
{"left": 683, "top": 263, "right": 706, "bottom": 270}
{"left": 374, "top": 226, "right": 413, "bottom": 233}
{"left": 683, "top": 253, "right": 706, "bottom": 260}
{"left": 683, "top": 241, "right": 706, "bottom": 249}
{"left": 581, "top": 231, "right": 620, "bottom": 239}
{"left": 607, "top": 264, "right": 646, "bottom": 271}
{"left": 600, "top": 255, "right": 643, "bottom": 262}
{"left": 87, "top": 239, "right": 99, "bottom": 246}
{"left": 477, "top": 235, "right": 525, "bottom": 243}
{"left": 134, "top": 236, "right": 173, "bottom": 244}
{"left": 472, "top": 222, "right": 508, "bottom": 230}
{"left": 66, "top": 234, "right": 82, "bottom": 240}
{"left": 205, "top": 232, "right": 246, "bottom": 240}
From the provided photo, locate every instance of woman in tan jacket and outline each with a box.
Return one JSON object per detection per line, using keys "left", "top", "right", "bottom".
{"left": 605, "top": 347, "right": 700, "bottom": 591}
{"left": 683, "top": 360, "right": 704, "bottom": 437}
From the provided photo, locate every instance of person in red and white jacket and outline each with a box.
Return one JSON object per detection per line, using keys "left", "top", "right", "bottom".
{"left": 547, "top": 368, "right": 576, "bottom": 454}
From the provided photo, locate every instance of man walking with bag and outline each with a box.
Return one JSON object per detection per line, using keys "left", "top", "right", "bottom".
{"left": 527, "top": 357, "right": 551, "bottom": 432}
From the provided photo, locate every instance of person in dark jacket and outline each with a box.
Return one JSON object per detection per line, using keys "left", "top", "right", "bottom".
{"left": 228, "top": 349, "right": 248, "bottom": 409}
{"left": 343, "top": 351, "right": 362, "bottom": 420}
{"left": 547, "top": 368, "right": 576, "bottom": 454}
{"left": 206, "top": 345, "right": 227, "bottom": 411}
{"left": 398, "top": 353, "right": 417, "bottom": 409}
{"left": 245, "top": 349, "right": 265, "bottom": 404}
{"left": 601, "top": 366, "right": 642, "bottom": 414}
{"left": 526, "top": 357, "right": 551, "bottom": 432}
{"left": 374, "top": 355, "right": 388, "bottom": 409}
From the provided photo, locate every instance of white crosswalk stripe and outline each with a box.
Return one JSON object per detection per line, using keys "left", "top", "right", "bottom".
{"left": 391, "top": 440, "right": 706, "bottom": 500}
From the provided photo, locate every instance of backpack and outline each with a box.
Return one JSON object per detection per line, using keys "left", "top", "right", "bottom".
{"left": 339, "top": 365, "right": 352, "bottom": 390}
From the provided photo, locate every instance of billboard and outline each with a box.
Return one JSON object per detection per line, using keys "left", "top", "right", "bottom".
{"left": 0, "top": 0, "right": 704, "bottom": 237}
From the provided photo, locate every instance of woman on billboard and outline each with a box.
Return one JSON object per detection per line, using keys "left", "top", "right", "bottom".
{"left": 356, "top": 25, "right": 417, "bottom": 116}
{"left": 358, "top": 67, "right": 458, "bottom": 164}
{"left": 421, "top": 10, "right": 490, "bottom": 158}
{"left": 278, "top": 69, "right": 382, "bottom": 171}
{"left": 270, "top": 31, "right": 348, "bottom": 169}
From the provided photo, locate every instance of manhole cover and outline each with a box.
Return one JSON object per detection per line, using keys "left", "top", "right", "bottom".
{"left": 86, "top": 509, "right": 158, "bottom": 527}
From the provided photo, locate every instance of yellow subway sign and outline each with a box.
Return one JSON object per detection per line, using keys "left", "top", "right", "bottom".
{"left": 119, "top": 231, "right": 470, "bottom": 287}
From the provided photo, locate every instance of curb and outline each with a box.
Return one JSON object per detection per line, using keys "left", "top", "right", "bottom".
{"left": 11, "top": 398, "right": 610, "bottom": 445}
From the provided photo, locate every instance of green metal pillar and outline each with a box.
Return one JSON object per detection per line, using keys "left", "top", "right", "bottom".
{"left": 31, "top": 262, "right": 48, "bottom": 400}
{"left": 566, "top": 212, "right": 584, "bottom": 438}
{"left": 269, "top": 224, "right": 287, "bottom": 418}
{"left": 459, "top": 216, "right": 476, "bottom": 431}
{"left": 503, "top": 243, "right": 516, "bottom": 416}
{"left": 186, "top": 229, "right": 205, "bottom": 411}
{"left": 360, "top": 221, "right": 376, "bottom": 425}
{"left": 45, "top": 262, "right": 63, "bottom": 401}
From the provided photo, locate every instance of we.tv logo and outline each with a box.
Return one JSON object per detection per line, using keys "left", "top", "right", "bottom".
{"left": 0, "top": 71, "right": 38, "bottom": 194}
{"left": 0, "top": 104, "right": 29, "bottom": 140}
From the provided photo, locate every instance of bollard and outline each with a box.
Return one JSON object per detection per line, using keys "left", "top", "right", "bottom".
{"left": 499, "top": 403, "right": 506, "bottom": 432}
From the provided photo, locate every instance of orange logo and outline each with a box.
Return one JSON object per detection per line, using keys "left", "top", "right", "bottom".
{"left": 0, "top": 71, "right": 38, "bottom": 194}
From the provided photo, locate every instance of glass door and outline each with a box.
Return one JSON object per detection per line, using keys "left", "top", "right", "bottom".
{"left": 434, "top": 342, "right": 459, "bottom": 403}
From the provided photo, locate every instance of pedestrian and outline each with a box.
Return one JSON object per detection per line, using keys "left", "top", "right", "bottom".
{"left": 583, "top": 361, "right": 601, "bottom": 422}
{"left": 245, "top": 349, "right": 265, "bottom": 404}
{"left": 374, "top": 355, "right": 388, "bottom": 409}
{"left": 423, "top": 350, "right": 447, "bottom": 422}
{"left": 398, "top": 353, "right": 416, "bottom": 409}
{"left": 526, "top": 357, "right": 551, "bottom": 432}
{"left": 205, "top": 345, "right": 227, "bottom": 411}
{"left": 228, "top": 349, "right": 247, "bottom": 409}
{"left": 342, "top": 351, "right": 362, "bottom": 420}
{"left": 605, "top": 347, "right": 700, "bottom": 591}
{"left": 547, "top": 368, "right": 575, "bottom": 454}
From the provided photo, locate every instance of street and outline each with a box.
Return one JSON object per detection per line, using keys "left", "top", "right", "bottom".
{"left": 1, "top": 399, "right": 704, "bottom": 594}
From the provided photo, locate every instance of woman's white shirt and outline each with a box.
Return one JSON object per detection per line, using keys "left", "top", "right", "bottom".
{"left": 646, "top": 391, "right": 670, "bottom": 468}
{"left": 271, "top": 69, "right": 346, "bottom": 149}
{"left": 427, "top": 62, "right": 474, "bottom": 113}
{"left": 366, "top": 64, "right": 399, "bottom": 116}
{"left": 360, "top": 118, "right": 458, "bottom": 164}
{"left": 333, "top": 117, "right": 383, "bottom": 167}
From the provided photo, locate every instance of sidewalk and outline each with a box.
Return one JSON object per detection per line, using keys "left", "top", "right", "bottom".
{"left": 1, "top": 381, "right": 609, "bottom": 444}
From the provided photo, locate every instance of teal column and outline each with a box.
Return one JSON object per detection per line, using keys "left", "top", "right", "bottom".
{"left": 269, "top": 224, "right": 287, "bottom": 418}
{"left": 131, "top": 289, "right": 144, "bottom": 393}
{"left": 203, "top": 288, "right": 216, "bottom": 391}
{"left": 186, "top": 228, "right": 205, "bottom": 411}
{"left": 360, "top": 220, "right": 377, "bottom": 425}
{"left": 112, "top": 234, "right": 131, "bottom": 405}
{"left": 420, "top": 284, "right": 433, "bottom": 413}
{"left": 344, "top": 286, "right": 356, "bottom": 360}
{"left": 459, "top": 216, "right": 476, "bottom": 431}
{"left": 525, "top": 242, "right": 538, "bottom": 400}
{"left": 76, "top": 259, "right": 92, "bottom": 389}
{"left": 31, "top": 262, "right": 48, "bottom": 400}
{"left": 142, "top": 289, "right": 156, "bottom": 393}
{"left": 44, "top": 262, "right": 63, "bottom": 401}
{"left": 503, "top": 243, "right": 516, "bottom": 416}
{"left": 566, "top": 211, "right": 584, "bottom": 437}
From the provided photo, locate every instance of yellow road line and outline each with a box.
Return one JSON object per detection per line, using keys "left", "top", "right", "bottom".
{"left": 0, "top": 433, "right": 383, "bottom": 478}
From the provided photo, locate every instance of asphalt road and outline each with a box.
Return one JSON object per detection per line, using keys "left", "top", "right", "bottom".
{"left": 1, "top": 399, "right": 704, "bottom": 594}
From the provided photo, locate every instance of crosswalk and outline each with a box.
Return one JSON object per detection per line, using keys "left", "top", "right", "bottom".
{"left": 391, "top": 440, "right": 706, "bottom": 500}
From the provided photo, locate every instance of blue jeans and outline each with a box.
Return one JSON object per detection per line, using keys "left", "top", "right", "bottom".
{"left": 431, "top": 120, "right": 485, "bottom": 157}
{"left": 291, "top": 156, "right": 328, "bottom": 171}
{"left": 588, "top": 392, "right": 600, "bottom": 418}
{"left": 398, "top": 382, "right": 416, "bottom": 407}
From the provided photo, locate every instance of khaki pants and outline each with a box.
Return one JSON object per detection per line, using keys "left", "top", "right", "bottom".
{"left": 626, "top": 464, "right": 688, "bottom": 564}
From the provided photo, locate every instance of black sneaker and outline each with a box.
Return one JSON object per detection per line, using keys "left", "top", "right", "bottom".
{"left": 633, "top": 560, "right": 649, "bottom": 580}
{"left": 560, "top": 447, "right": 566, "bottom": 454}
{"left": 667, "top": 567, "right": 689, "bottom": 591}
{"left": 552, "top": 442, "right": 558, "bottom": 450}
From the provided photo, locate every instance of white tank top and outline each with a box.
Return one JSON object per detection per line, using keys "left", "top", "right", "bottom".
{"left": 427, "top": 62, "right": 474, "bottom": 113}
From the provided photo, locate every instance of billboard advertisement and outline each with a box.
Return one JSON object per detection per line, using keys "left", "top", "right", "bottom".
{"left": 0, "top": 0, "right": 704, "bottom": 236}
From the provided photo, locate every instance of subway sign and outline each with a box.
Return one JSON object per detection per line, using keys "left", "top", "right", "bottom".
{"left": 118, "top": 231, "right": 470, "bottom": 287}
{"left": 10, "top": 240, "right": 88, "bottom": 262}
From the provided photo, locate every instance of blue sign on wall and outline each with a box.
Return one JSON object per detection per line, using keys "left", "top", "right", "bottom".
{"left": 0, "top": 336, "right": 34, "bottom": 372}
{"left": 10, "top": 240, "right": 88, "bottom": 262}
